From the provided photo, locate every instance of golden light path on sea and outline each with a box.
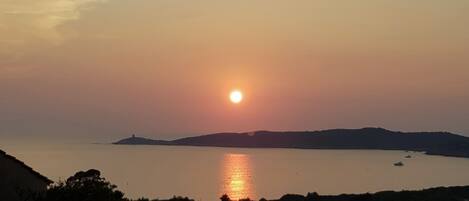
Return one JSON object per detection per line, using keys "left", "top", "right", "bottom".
{"left": 221, "top": 154, "right": 254, "bottom": 200}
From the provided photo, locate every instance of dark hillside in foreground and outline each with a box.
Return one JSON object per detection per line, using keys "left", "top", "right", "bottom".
{"left": 271, "top": 186, "right": 469, "bottom": 201}
{"left": 114, "top": 127, "right": 469, "bottom": 158}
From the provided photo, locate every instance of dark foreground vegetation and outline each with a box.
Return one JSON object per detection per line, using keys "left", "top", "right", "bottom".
{"left": 31, "top": 169, "right": 469, "bottom": 201}
{"left": 33, "top": 169, "right": 193, "bottom": 201}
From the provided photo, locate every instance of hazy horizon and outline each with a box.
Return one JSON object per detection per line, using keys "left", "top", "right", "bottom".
{"left": 1, "top": 0, "right": 469, "bottom": 141}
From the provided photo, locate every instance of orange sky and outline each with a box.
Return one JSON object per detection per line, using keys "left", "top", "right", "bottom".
{"left": 1, "top": 0, "right": 469, "bottom": 140}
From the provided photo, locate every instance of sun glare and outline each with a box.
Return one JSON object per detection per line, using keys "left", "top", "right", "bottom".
{"left": 230, "top": 90, "right": 243, "bottom": 104}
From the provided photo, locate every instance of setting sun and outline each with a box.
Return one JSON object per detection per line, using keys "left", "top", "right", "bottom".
{"left": 1, "top": 1, "right": 468, "bottom": 201}
{"left": 229, "top": 90, "right": 243, "bottom": 104}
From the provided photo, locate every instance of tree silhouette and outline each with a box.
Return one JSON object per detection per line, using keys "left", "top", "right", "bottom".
{"left": 305, "top": 192, "right": 319, "bottom": 201}
{"left": 41, "top": 169, "right": 125, "bottom": 201}
{"left": 220, "top": 194, "right": 231, "bottom": 201}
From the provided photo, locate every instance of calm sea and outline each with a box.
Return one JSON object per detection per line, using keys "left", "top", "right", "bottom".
{"left": 2, "top": 140, "right": 469, "bottom": 200}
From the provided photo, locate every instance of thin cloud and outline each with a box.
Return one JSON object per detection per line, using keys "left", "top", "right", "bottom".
{"left": 0, "top": 0, "right": 106, "bottom": 55}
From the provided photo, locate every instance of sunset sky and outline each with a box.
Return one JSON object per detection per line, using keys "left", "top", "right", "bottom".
{"left": 1, "top": 0, "right": 469, "bottom": 140}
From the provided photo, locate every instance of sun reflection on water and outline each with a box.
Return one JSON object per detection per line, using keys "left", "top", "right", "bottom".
{"left": 221, "top": 154, "right": 254, "bottom": 201}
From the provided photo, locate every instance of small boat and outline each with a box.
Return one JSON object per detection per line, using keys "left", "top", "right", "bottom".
{"left": 394, "top": 161, "right": 404, "bottom": 166}
{"left": 405, "top": 155, "right": 412, "bottom": 158}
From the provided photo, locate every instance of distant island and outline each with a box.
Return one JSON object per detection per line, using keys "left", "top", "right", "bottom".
{"left": 113, "top": 128, "right": 469, "bottom": 159}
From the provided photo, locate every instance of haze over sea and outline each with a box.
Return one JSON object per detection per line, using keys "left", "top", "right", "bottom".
{"left": 2, "top": 139, "right": 469, "bottom": 201}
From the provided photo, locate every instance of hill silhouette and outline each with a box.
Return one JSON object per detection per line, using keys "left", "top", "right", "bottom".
{"left": 114, "top": 128, "right": 469, "bottom": 158}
